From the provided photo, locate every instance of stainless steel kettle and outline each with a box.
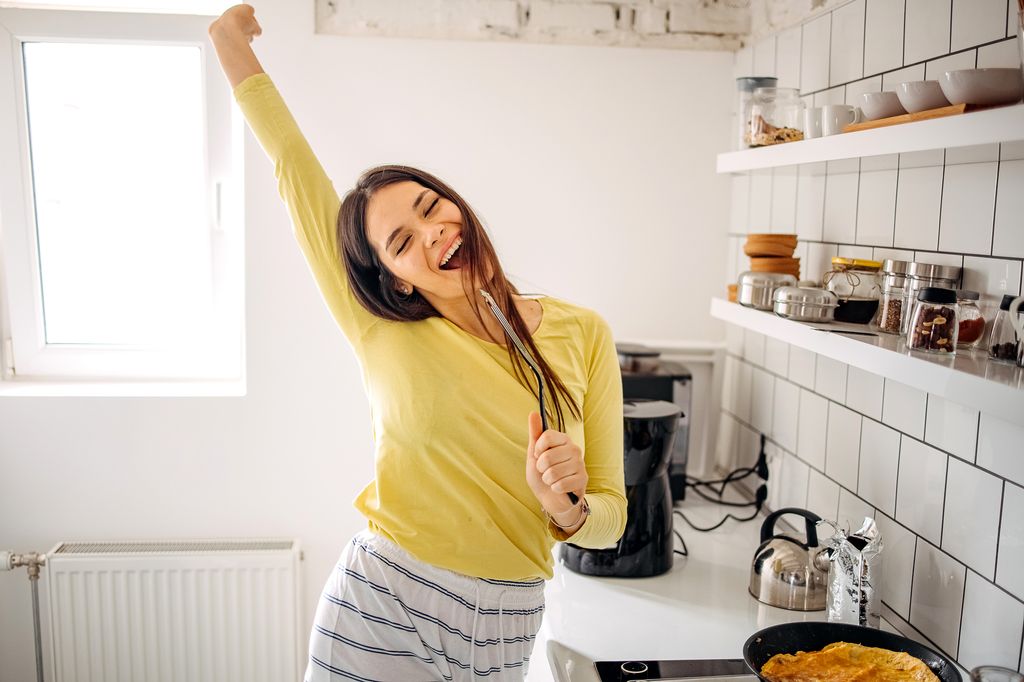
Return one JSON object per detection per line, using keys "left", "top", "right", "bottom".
{"left": 749, "top": 507, "right": 829, "bottom": 611}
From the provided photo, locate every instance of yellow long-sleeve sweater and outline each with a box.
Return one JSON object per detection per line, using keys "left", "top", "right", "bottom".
{"left": 234, "top": 73, "right": 626, "bottom": 580}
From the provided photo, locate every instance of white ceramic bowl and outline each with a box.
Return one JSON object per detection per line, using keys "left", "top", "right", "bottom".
{"left": 896, "top": 80, "right": 951, "bottom": 113}
{"left": 860, "top": 91, "right": 907, "bottom": 120}
{"left": 939, "top": 68, "right": 1024, "bottom": 106}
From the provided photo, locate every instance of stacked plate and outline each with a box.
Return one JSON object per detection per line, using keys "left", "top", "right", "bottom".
{"left": 744, "top": 233, "right": 800, "bottom": 279}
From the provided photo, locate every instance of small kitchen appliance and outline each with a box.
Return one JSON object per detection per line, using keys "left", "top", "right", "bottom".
{"left": 561, "top": 399, "right": 681, "bottom": 577}
{"left": 748, "top": 508, "right": 829, "bottom": 611}
{"left": 616, "top": 343, "right": 692, "bottom": 501}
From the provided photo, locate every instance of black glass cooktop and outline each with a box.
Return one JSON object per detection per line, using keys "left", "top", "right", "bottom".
{"left": 595, "top": 658, "right": 756, "bottom": 681}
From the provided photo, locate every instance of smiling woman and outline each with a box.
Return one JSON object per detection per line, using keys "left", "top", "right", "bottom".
{"left": 208, "top": 4, "right": 627, "bottom": 681}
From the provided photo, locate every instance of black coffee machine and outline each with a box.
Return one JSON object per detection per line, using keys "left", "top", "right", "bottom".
{"left": 617, "top": 344, "right": 692, "bottom": 501}
{"left": 561, "top": 399, "right": 681, "bottom": 577}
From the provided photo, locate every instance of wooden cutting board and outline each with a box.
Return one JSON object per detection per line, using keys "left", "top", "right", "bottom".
{"left": 843, "top": 102, "right": 969, "bottom": 133}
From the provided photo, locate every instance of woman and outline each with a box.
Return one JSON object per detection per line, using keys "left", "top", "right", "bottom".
{"left": 208, "top": 5, "right": 626, "bottom": 680}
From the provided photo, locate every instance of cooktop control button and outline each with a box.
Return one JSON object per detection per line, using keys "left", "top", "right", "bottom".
{"left": 620, "top": 661, "right": 650, "bottom": 677}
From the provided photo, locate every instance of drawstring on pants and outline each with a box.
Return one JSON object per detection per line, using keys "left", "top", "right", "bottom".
{"left": 497, "top": 590, "right": 508, "bottom": 677}
{"left": 469, "top": 582, "right": 481, "bottom": 678}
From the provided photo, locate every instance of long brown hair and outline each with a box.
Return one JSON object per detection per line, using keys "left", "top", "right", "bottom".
{"left": 337, "top": 164, "right": 581, "bottom": 430}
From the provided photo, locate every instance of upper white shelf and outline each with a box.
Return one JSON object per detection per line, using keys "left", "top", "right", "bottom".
{"left": 710, "top": 297, "right": 1024, "bottom": 427}
{"left": 716, "top": 104, "right": 1024, "bottom": 173}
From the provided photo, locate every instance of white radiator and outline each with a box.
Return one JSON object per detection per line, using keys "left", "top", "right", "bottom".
{"left": 44, "top": 539, "right": 304, "bottom": 682}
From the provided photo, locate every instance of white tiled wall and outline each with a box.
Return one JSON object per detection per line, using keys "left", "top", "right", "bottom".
{"left": 720, "top": 340, "right": 1024, "bottom": 670}
{"left": 722, "top": 0, "right": 1024, "bottom": 670}
{"left": 731, "top": 0, "right": 1024, "bottom": 300}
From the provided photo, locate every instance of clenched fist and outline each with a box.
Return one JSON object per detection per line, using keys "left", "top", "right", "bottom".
{"left": 209, "top": 4, "right": 262, "bottom": 44}
{"left": 526, "top": 412, "right": 588, "bottom": 529}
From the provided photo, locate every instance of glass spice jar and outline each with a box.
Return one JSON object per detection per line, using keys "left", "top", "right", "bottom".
{"left": 902, "top": 261, "right": 961, "bottom": 335}
{"left": 874, "top": 259, "right": 910, "bottom": 334}
{"left": 825, "top": 257, "right": 881, "bottom": 324}
{"left": 747, "top": 87, "right": 806, "bottom": 147}
{"left": 989, "top": 294, "right": 1024, "bottom": 363}
{"left": 736, "top": 77, "right": 778, "bottom": 150}
{"left": 907, "top": 287, "right": 959, "bottom": 355}
{"left": 955, "top": 290, "right": 985, "bottom": 350}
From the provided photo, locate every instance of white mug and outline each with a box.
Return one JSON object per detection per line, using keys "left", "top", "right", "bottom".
{"left": 803, "top": 107, "right": 822, "bottom": 139}
{"left": 821, "top": 104, "right": 863, "bottom": 136}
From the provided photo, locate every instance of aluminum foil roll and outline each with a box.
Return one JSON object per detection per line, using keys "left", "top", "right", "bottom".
{"left": 824, "top": 517, "right": 884, "bottom": 627}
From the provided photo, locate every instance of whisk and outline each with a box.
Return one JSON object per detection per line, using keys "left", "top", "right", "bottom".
{"left": 479, "top": 289, "right": 579, "bottom": 505}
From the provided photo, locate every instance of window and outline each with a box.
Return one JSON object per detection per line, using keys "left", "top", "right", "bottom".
{"left": 0, "top": 8, "right": 244, "bottom": 386}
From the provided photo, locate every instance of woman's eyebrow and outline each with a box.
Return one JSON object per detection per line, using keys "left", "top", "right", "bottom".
{"left": 384, "top": 189, "right": 430, "bottom": 251}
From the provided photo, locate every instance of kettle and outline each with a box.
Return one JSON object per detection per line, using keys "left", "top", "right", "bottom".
{"left": 749, "top": 507, "right": 829, "bottom": 611}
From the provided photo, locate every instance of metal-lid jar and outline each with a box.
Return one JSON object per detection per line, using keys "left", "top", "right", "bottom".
{"left": 955, "top": 290, "right": 985, "bottom": 350}
{"left": 875, "top": 259, "right": 911, "bottom": 334}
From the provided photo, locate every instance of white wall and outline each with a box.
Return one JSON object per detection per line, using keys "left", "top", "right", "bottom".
{"left": 0, "top": 1, "right": 733, "bottom": 678}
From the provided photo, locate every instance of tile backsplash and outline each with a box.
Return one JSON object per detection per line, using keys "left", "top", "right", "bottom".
{"left": 720, "top": 0, "right": 1024, "bottom": 674}
{"left": 719, "top": 329, "right": 1024, "bottom": 673}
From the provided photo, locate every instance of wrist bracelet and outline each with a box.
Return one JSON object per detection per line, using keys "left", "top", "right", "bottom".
{"left": 546, "top": 496, "right": 591, "bottom": 530}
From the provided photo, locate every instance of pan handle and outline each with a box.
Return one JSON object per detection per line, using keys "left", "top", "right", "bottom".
{"left": 759, "top": 507, "right": 822, "bottom": 548}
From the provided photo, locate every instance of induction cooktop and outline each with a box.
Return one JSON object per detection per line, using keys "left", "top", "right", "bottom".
{"left": 594, "top": 657, "right": 758, "bottom": 681}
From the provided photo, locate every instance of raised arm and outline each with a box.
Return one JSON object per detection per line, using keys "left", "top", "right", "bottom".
{"left": 208, "top": 4, "right": 264, "bottom": 88}
{"left": 206, "top": 4, "right": 380, "bottom": 347}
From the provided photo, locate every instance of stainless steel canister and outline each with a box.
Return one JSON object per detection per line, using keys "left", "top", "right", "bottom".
{"left": 773, "top": 286, "right": 838, "bottom": 322}
{"left": 737, "top": 272, "right": 798, "bottom": 311}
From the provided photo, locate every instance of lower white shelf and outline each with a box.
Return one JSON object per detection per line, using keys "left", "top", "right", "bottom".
{"left": 710, "top": 297, "right": 1024, "bottom": 427}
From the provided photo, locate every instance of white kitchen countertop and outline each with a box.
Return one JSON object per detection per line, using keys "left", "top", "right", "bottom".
{"left": 527, "top": 494, "right": 828, "bottom": 682}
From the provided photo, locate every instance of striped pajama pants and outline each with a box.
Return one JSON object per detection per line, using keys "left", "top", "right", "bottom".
{"left": 304, "top": 530, "right": 546, "bottom": 682}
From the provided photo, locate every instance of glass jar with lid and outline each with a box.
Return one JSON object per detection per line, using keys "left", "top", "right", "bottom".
{"left": 873, "top": 259, "right": 910, "bottom": 334}
{"left": 901, "top": 261, "right": 961, "bottom": 335}
{"left": 824, "top": 257, "right": 881, "bottom": 324}
{"left": 907, "top": 287, "right": 959, "bottom": 355}
{"left": 747, "top": 87, "right": 806, "bottom": 147}
{"left": 736, "top": 77, "right": 778, "bottom": 150}
{"left": 955, "top": 290, "right": 985, "bottom": 350}
{"left": 989, "top": 294, "right": 1024, "bottom": 363}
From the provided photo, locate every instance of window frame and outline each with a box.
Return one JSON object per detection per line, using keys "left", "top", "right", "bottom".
{"left": 0, "top": 7, "right": 244, "bottom": 384}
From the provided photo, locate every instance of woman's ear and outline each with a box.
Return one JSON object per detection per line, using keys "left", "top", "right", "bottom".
{"left": 395, "top": 281, "right": 412, "bottom": 296}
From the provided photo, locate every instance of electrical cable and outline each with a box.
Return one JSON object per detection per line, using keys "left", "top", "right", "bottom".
{"left": 684, "top": 434, "right": 770, "bottom": 499}
{"left": 672, "top": 529, "right": 688, "bottom": 557}
{"left": 674, "top": 484, "right": 767, "bottom": 533}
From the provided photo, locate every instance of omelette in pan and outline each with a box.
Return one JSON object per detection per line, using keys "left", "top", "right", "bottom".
{"left": 760, "top": 641, "right": 941, "bottom": 682}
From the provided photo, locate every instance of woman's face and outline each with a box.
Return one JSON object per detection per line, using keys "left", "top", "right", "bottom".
{"left": 365, "top": 181, "right": 468, "bottom": 302}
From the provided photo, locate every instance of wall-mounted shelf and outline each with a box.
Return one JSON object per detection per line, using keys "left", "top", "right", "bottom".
{"left": 710, "top": 297, "right": 1024, "bottom": 426}
{"left": 716, "top": 104, "right": 1024, "bottom": 173}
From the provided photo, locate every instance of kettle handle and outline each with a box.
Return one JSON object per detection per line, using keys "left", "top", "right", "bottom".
{"left": 759, "top": 507, "right": 822, "bottom": 548}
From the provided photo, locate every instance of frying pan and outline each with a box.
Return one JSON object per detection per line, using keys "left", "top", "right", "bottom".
{"left": 743, "top": 621, "right": 962, "bottom": 682}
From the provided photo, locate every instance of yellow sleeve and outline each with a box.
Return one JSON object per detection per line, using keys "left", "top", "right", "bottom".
{"left": 232, "top": 73, "right": 378, "bottom": 346}
{"left": 551, "top": 314, "right": 627, "bottom": 547}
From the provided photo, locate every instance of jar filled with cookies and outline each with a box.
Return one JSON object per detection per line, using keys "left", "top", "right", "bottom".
{"left": 747, "top": 87, "right": 805, "bottom": 147}
{"left": 907, "top": 287, "right": 959, "bottom": 355}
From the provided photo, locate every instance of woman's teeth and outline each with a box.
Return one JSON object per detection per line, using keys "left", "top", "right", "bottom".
{"left": 440, "top": 237, "right": 463, "bottom": 267}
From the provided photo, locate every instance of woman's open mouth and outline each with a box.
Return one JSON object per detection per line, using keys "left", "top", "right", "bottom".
{"left": 439, "top": 236, "right": 463, "bottom": 270}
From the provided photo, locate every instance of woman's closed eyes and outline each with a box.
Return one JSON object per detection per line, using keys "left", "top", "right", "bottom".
{"left": 395, "top": 195, "right": 440, "bottom": 256}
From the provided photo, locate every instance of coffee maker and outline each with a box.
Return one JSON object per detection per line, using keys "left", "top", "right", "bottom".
{"left": 617, "top": 344, "right": 692, "bottom": 501}
{"left": 561, "top": 399, "right": 681, "bottom": 578}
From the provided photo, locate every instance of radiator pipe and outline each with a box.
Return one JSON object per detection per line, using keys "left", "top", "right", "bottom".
{"left": 2, "top": 551, "right": 47, "bottom": 682}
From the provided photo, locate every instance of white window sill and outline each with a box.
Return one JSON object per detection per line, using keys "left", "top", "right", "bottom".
{"left": 0, "top": 378, "right": 246, "bottom": 397}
